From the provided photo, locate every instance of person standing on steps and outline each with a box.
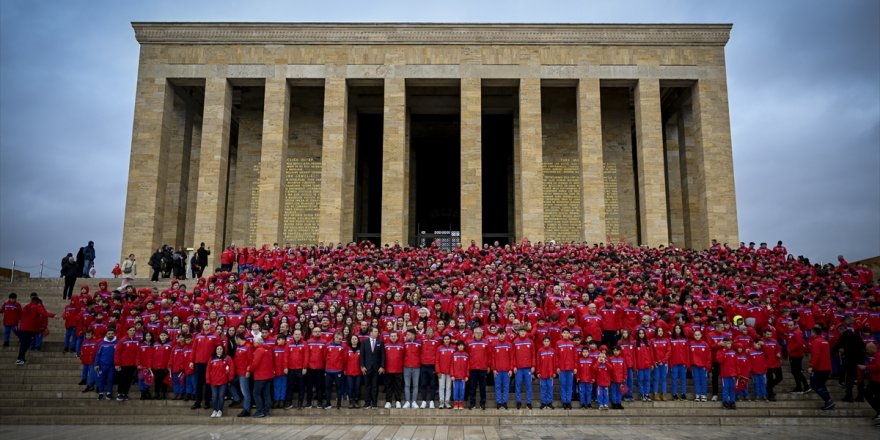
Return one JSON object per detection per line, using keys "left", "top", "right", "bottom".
{"left": 15, "top": 296, "right": 54, "bottom": 365}
{"left": 809, "top": 324, "right": 836, "bottom": 411}
{"left": 359, "top": 327, "right": 385, "bottom": 409}
{"left": 196, "top": 243, "right": 210, "bottom": 278}
{"left": 83, "top": 241, "right": 96, "bottom": 278}
{"left": 61, "top": 253, "right": 78, "bottom": 300}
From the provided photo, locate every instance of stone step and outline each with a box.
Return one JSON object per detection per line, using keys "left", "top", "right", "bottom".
{"left": 0, "top": 413, "right": 871, "bottom": 427}
{"left": 0, "top": 404, "right": 872, "bottom": 417}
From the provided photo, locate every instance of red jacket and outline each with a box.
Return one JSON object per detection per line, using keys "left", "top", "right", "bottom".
{"left": 344, "top": 347, "right": 362, "bottom": 376}
{"left": 403, "top": 340, "right": 422, "bottom": 369}
{"left": 2, "top": 300, "right": 22, "bottom": 327}
{"left": 325, "top": 342, "right": 347, "bottom": 372}
{"left": 273, "top": 344, "right": 288, "bottom": 374}
{"left": 306, "top": 339, "right": 326, "bottom": 369}
{"left": 19, "top": 301, "right": 53, "bottom": 333}
{"left": 136, "top": 343, "right": 155, "bottom": 369}
{"left": 635, "top": 343, "right": 654, "bottom": 370}
{"left": 152, "top": 342, "right": 173, "bottom": 370}
{"left": 251, "top": 344, "right": 275, "bottom": 381}
{"left": 809, "top": 335, "right": 831, "bottom": 371}
{"left": 556, "top": 340, "right": 577, "bottom": 371}
{"left": 716, "top": 348, "right": 737, "bottom": 378}
{"left": 787, "top": 328, "right": 806, "bottom": 357}
{"left": 609, "top": 356, "right": 627, "bottom": 382}
{"left": 419, "top": 337, "right": 439, "bottom": 365}
{"left": 466, "top": 339, "right": 490, "bottom": 370}
{"left": 206, "top": 356, "right": 234, "bottom": 385}
{"left": 651, "top": 338, "right": 671, "bottom": 364}
{"left": 866, "top": 352, "right": 880, "bottom": 383}
{"left": 688, "top": 341, "right": 711, "bottom": 369}
{"left": 490, "top": 341, "right": 513, "bottom": 372}
{"left": 62, "top": 305, "right": 79, "bottom": 329}
{"left": 593, "top": 359, "right": 611, "bottom": 387}
{"left": 451, "top": 351, "right": 470, "bottom": 380}
{"left": 735, "top": 353, "right": 751, "bottom": 377}
{"left": 748, "top": 349, "right": 767, "bottom": 374}
{"left": 234, "top": 343, "right": 253, "bottom": 376}
{"left": 762, "top": 339, "right": 782, "bottom": 369}
{"left": 536, "top": 347, "right": 557, "bottom": 379}
{"left": 192, "top": 332, "right": 220, "bottom": 364}
{"left": 513, "top": 337, "right": 535, "bottom": 369}
{"left": 80, "top": 338, "right": 98, "bottom": 366}
{"left": 436, "top": 345, "right": 456, "bottom": 375}
{"left": 172, "top": 345, "right": 187, "bottom": 373}
{"left": 576, "top": 355, "right": 594, "bottom": 383}
{"left": 669, "top": 338, "right": 688, "bottom": 366}
{"left": 384, "top": 343, "right": 404, "bottom": 374}
{"left": 115, "top": 337, "right": 140, "bottom": 367}
{"left": 286, "top": 340, "right": 308, "bottom": 370}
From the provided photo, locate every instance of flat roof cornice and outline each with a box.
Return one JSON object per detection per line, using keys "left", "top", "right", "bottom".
{"left": 131, "top": 22, "right": 732, "bottom": 46}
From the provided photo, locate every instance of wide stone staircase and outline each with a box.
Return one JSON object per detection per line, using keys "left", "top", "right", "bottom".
{"left": 0, "top": 278, "right": 874, "bottom": 426}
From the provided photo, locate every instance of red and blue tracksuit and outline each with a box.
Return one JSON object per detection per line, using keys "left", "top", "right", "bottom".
{"left": 556, "top": 340, "right": 577, "bottom": 405}
{"left": 79, "top": 338, "right": 98, "bottom": 388}
{"left": 576, "top": 356, "right": 594, "bottom": 407}
{"left": 93, "top": 337, "right": 117, "bottom": 396}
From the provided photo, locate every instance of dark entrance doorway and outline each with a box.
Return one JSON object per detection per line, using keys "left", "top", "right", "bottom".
{"left": 353, "top": 113, "right": 383, "bottom": 245}
{"left": 410, "top": 114, "right": 461, "bottom": 248}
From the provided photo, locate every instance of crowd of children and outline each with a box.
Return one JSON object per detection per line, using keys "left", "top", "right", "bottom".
{"left": 6, "top": 240, "right": 880, "bottom": 420}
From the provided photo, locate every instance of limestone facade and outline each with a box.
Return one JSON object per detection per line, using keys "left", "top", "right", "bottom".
{"left": 122, "top": 23, "right": 738, "bottom": 271}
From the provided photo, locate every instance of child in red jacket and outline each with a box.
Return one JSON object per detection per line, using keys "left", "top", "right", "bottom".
{"left": 152, "top": 331, "right": 173, "bottom": 400}
{"left": 206, "top": 345, "right": 234, "bottom": 417}
{"left": 576, "top": 346, "right": 595, "bottom": 408}
{"left": 435, "top": 334, "right": 456, "bottom": 409}
{"left": 272, "top": 334, "right": 289, "bottom": 408}
{"left": 3, "top": 292, "right": 22, "bottom": 348}
{"left": 716, "top": 338, "right": 738, "bottom": 409}
{"left": 749, "top": 340, "right": 768, "bottom": 401}
{"left": 734, "top": 343, "right": 751, "bottom": 401}
{"left": 324, "top": 332, "right": 347, "bottom": 409}
{"left": 78, "top": 329, "right": 97, "bottom": 392}
{"left": 609, "top": 346, "right": 627, "bottom": 410}
{"left": 593, "top": 352, "right": 612, "bottom": 410}
{"left": 536, "top": 336, "right": 557, "bottom": 409}
{"left": 451, "top": 341, "right": 470, "bottom": 410}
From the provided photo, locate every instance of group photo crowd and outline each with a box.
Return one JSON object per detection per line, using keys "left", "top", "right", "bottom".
{"left": 5, "top": 240, "right": 880, "bottom": 421}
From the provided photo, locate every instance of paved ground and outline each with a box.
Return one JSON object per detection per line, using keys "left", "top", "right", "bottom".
{"left": 1, "top": 424, "right": 877, "bottom": 440}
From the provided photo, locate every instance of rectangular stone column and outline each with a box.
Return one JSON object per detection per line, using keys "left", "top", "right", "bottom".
{"left": 664, "top": 118, "right": 686, "bottom": 246}
{"left": 193, "top": 77, "right": 233, "bottom": 271}
{"left": 381, "top": 77, "right": 409, "bottom": 245}
{"left": 634, "top": 78, "right": 670, "bottom": 247}
{"left": 460, "top": 77, "right": 482, "bottom": 246}
{"left": 516, "top": 77, "right": 545, "bottom": 243}
{"left": 576, "top": 78, "right": 606, "bottom": 244}
{"left": 691, "top": 79, "right": 739, "bottom": 247}
{"left": 318, "top": 78, "right": 349, "bottom": 244}
{"left": 120, "top": 77, "right": 174, "bottom": 272}
{"left": 255, "top": 77, "right": 290, "bottom": 246}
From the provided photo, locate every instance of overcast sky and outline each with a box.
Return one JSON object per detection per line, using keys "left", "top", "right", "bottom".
{"left": 1, "top": 0, "right": 878, "bottom": 277}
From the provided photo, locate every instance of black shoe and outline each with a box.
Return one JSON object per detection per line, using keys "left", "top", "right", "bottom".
{"left": 821, "top": 401, "right": 836, "bottom": 411}
{"left": 78, "top": 380, "right": 87, "bottom": 386}
{"left": 237, "top": 410, "right": 250, "bottom": 417}
{"left": 480, "top": 405, "right": 486, "bottom": 410}
{"left": 516, "top": 402, "right": 522, "bottom": 410}
{"left": 190, "top": 403, "right": 200, "bottom": 410}
{"left": 526, "top": 404, "right": 532, "bottom": 410}
{"left": 254, "top": 413, "right": 266, "bottom": 418}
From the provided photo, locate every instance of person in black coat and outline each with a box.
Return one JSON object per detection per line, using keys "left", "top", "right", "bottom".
{"left": 75, "top": 247, "right": 85, "bottom": 279}
{"left": 359, "top": 327, "right": 385, "bottom": 409}
{"left": 834, "top": 317, "right": 866, "bottom": 401}
{"left": 196, "top": 243, "right": 210, "bottom": 277}
{"left": 148, "top": 249, "right": 162, "bottom": 282}
{"left": 60, "top": 253, "right": 78, "bottom": 300}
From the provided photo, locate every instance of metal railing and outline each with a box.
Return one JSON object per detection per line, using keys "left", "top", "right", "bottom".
{"left": 6, "top": 260, "right": 58, "bottom": 283}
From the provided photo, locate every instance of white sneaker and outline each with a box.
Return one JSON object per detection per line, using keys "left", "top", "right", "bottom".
{"left": 410, "top": 401, "right": 418, "bottom": 409}
{"left": 210, "top": 410, "right": 218, "bottom": 418}
{"left": 384, "top": 402, "right": 392, "bottom": 409}
{"left": 711, "top": 395, "right": 718, "bottom": 402}
{"left": 429, "top": 401, "right": 435, "bottom": 409}
{"left": 420, "top": 401, "right": 427, "bottom": 409}
{"left": 395, "top": 401, "right": 402, "bottom": 408}
{"left": 403, "top": 401, "right": 411, "bottom": 409}
{"left": 216, "top": 410, "right": 222, "bottom": 417}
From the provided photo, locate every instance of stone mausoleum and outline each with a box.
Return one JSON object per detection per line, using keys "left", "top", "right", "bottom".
{"left": 121, "top": 22, "right": 738, "bottom": 270}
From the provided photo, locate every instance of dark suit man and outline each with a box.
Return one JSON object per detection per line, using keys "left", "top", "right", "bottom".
{"left": 360, "top": 327, "right": 385, "bottom": 408}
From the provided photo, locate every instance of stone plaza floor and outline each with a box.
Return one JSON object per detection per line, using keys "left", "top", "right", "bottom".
{"left": 2, "top": 424, "right": 876, "bottom": 440}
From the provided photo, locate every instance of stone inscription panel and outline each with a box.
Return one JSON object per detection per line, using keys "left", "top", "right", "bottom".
{"left": 283, "top": 156, "right": 321, "bottom": 244}
{"left": 604, "top": 162, "right": 620, "bottom": 240}
{"left": 543, "top": 158, "right": 582, "bottom": 243}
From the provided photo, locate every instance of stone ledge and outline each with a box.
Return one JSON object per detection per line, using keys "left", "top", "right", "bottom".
{"left": 132, "top": 23, "right": 732, "bottom": 46}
